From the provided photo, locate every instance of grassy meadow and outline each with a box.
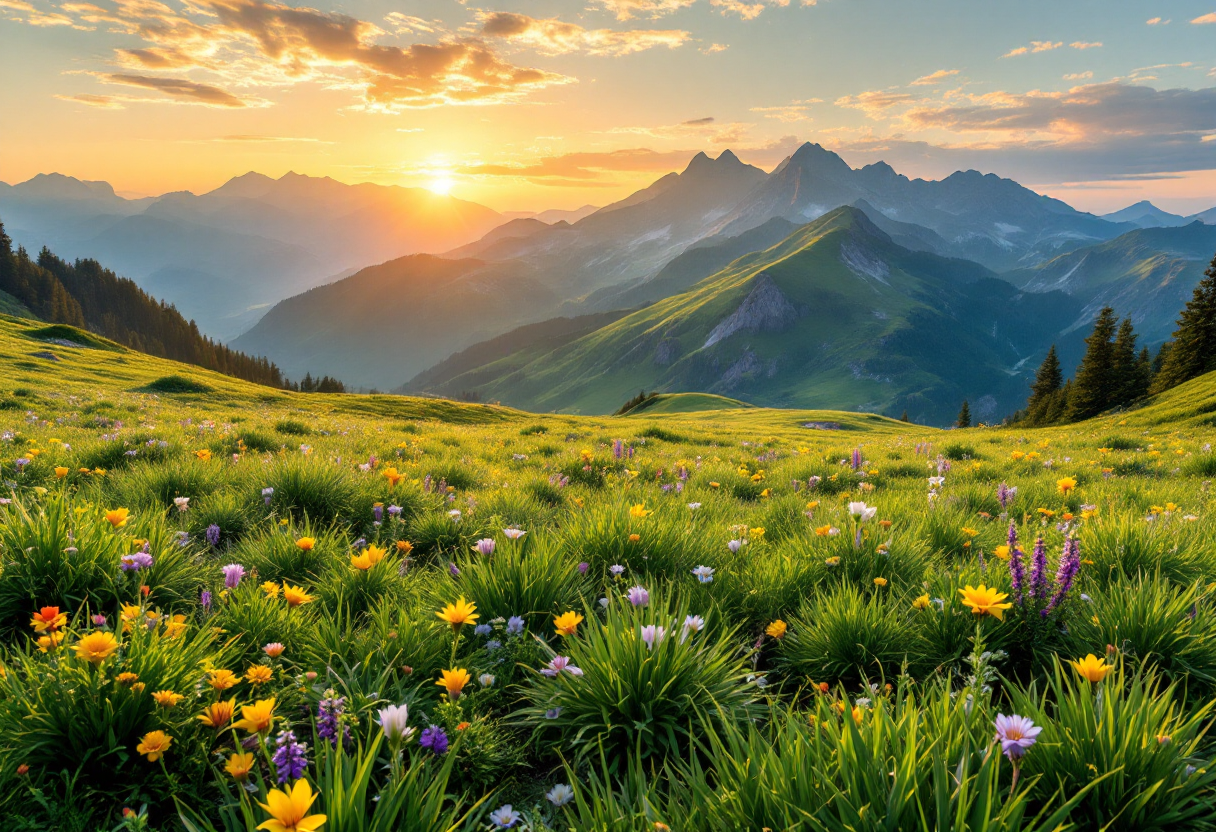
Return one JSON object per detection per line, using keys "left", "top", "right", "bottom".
{"left": 3, "top": 313, "right": 1216, "bottom": 831}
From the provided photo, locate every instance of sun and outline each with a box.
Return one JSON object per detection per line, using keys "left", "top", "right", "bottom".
{"left": 427, "top": 175, "right": 454, "bottom": 195}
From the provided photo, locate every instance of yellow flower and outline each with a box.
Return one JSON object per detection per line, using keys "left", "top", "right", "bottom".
{"left": 194, "top": 449, "right": 212, "bottom": 461}
{"left": 350, "top": 552, "right": 373, "bottom": 570}
{"left": 958, "top": 585, "right": 1013, "bottom": 621}
{"left": 208, "top": 669, "right": 238, "bottom": 691}
{"left": 38, "top": 633, "right": 62, "bottom": 653}
{"left": 1057, "top": 476, "right": 1077, "bottom": 495}
{"left": 1070, "top": 654, "right": 1111, "bottom": 683}
{"left": 815, "top": 525, "right": 833, "bottom": 537}
{"left": 30, "top": 606, "right": 66, "bottom": 633}
{"left": 437, "top": 667, "right": 471, "bottom": 700}
{"left": 873, "top": 577, "right": 888, "bottom": 587}
{"left": 383, "top": 467, "right": 404, "bottom": 487}
{"left": 396, "top": 540, "right": 413, "bottom": 554}
{"left": 153, "top": 690, "right": 184, "bottom": 708}
{"left": 629, "top": 503, "right": 652, "bottom": 518}
{"left": 233, "top": 698, "right": 277, "bottom": 734}
{"left": 765, "top": 619, "right": 787, "bottom": 639}
{"left": 120, "top": 603, "right": 142, "bottom": 632}
{"left": 750, "top": 527, "right": 765, "bottom": 539}
{"left": 198, "top": 698, "right": 237, "bottom": 729}
{"left": 163, "top": 613, "right": 188, "bottom": 639}
{"left": 136, "top": 730, "right": 172, "bottom": 762}
{"left": 262, "top": 581, "right": 281, "bottom": 598}
{"left": 436, "top": 597, "right": 479, "bottom": 631}
{"left": 709, "top": 482, "right": 720, "bottom": 489}
{"left": 628, "top": 533, "right": 641, "bottom": 543}
{"left": 994, "top": 545, "right": 1011, "bottom": 561}
{"left": 912, "top": 594, "right": 931, "bottom": 610}
{"left": 104, "top": 507, "right": 130, "bottom": 528}
{"left": 554, "top": 611, "right": 584, "bottom": 636}
{"left": 257, "top": 778, "right": 327, "bottom": 832}
{"left": 961, "top": 527, "right": 978, "bottom": 538}
{"left": 824, "top": 556, "right": 841, "bottom": 566}
{"left": 247, "top": 665, "right": 274, "bottom": 684}
{"left": 282, "top": 584, "right": 315, "bottom": 607}
{"left": 225, "top": 751, "right": 255, "bottom": 782}
{"left": 580, "top": 449, "right": 594, "bottom": 462}
{"left": 117, "top": 671, "right": 140, "bottom": 687}
{"left": 54, "top": 466, "right": 69, "bottom": 479}
{"left": 74, "top": 631, "right": 119, "bottom": 665}
{"left": 295, "top": 537, "right": 316, "bottom": 551}
{"left": 851, "top": 706, "right": 864, "bottom": 726}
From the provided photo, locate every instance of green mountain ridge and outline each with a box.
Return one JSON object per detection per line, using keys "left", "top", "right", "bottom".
{"left": 410, "top": 207, "right": 1083, "bottom": 425}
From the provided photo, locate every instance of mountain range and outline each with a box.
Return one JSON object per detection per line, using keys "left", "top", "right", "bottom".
{"left": 0, "top": 172, "right": 504, "bottom": 339}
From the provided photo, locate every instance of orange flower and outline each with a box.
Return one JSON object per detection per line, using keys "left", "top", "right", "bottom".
{"left": 31, "top": 606, "right": 66, "bottom": 634}
{"left": 104, "top": 508, "right": 130, "bottom": 528}
{"left": 153, "top": 690, "right": 184, "bottom": 708}
{"left": 198, "top": 698, "right": 236, "bottom": 729}
{"left": 208, "top": 669, "right": 238, "bottom": 691}
{"left": 136, "top": 730, "right": 172, "bottom": 762}
{"left": 765, "top": 619, "right": 787, "bottom": 639}
{"left": 295, "top": 537, "right": 316, "bottom": 551}
{"left": 383, "top": 467, "right": 404, "bottom": 487}
{"left": 246, "top": 665, "right": 273, "bottom": 684}
{"left": 233, "top": 698, "right": 277, "bottom": 734}
{"left": 396, "top": 540, "right": 413, "bottom": 554}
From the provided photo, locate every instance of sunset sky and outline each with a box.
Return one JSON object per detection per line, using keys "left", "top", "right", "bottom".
{"left": 2, "top": 0, "right": 1215, "bottom": 213}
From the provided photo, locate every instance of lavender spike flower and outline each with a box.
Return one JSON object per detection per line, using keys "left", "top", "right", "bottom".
{"left": 271, "top": 730, "right": 309, "bottom": 783}
{"left": 317, "top": 695, "right": 348, "bottom": 748}
{"left": 851, "top": 448, "right": 862, "bottom": 471}
{"left": 1042, "top": 538, "right": 1081, "bottom": 616}
{"left": 1007, "top": 523, "right": 1026, "bottom": 606}
{"left": 206, "top": 524, "right": 221, "bottom": 547}
{"left": 1029, "top": 537, "right": 1050, "bottom": 599}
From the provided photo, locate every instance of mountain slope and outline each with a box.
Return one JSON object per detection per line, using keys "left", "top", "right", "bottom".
{"left": 415, "top": 207, "right": 1082, "bottom": 424}
{"left": 1101, "top": 201, "right": 1189, "bottom": 228}
{"left": 1009, "top": 221, "right": 1216, "bottom": 344}
{"left": 0, "top": 172, "right": 504, "bottom": 340}
{"left": 231, "top": 254, "right": 558, "bottom": 389}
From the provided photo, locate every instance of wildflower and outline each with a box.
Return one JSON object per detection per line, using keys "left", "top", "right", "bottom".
{"left": 233, "top": 698, "right": 277, "bottom": 734}
{"left": 609, "top": 564, "right": 626, "bottom": 576}
{"left": 396, "top": 540, "right": 413, "bottom": 554}
{"left": 993, "top": 714, "right": 1041, "bottom": 760}
{"left": 225, "top": 751, "right": 255, "bottom": 782}
{"left": 222, "top": 563, "right": 246, "bottom": 589}
{"left": 257, "top": 778, "right": 326, "bottom": 832}
{"left": 994, "top": 545, "right": 1010, "bottom": 561}
{"left": 958, "top": 585, "right": 1013, "bottom": 620}
{"left": 628, "top": 533, "right": 641, "bottom": 543}
{"left": 692, "top": 565, "right": 715, "bottom": 583}
{"left": 37, "top": 633, "right": 62, "bottom": 653}
{"left": 816, "top": 525, "right": 838, "bottom": 537}
{"left": 209, "top": 668, "right": 238, "bottom": 691}
{"left": 543, "top": 655, "right": 585, "bottom": 676}
{"left": 383, "top": 466, "right": 404, "bottom": 487}
{"left": 479, "top": 673, "right": 496, "bottom": 687}
{"left": 419, "top": 725, "right": 449, "bottom": 755}
{"left": 473, "top": 538, "right": 496, "bottom": 556}
{"left": 74, "top": 631, "right": 119, "bottom": 665}
{"left": 136, "top": 730, "right": 172, "bottom": 762}
{"left": 728, "top": 539, "right": 744, "bottom": 553}
{"left": 873, "top": 577, "right": 888, "bottom": 587}
{"left": 504, "top": 528, "right": 526, "bottom": 540}
{"left": 120, "top": 552, "right": 154, "bottom": 572}
{"left": 194, "top": 449, "right": 212, "bottom": 461}
{"left": 547, "top": 784, "right": 574, "bottom": 807}
{"left": 682, "top": 615, "right": 705, "bottom": 640}
{"left": 489, "top": 805, "right": 522, "bottom": 829}
{"left": 640, "top": 625, "right": 666, "bottom": 650}
{"left": 627, "top": 585, "right": 650, "bottom": 607}
{"left": 247, "top": 665, "right": 274, "bottom": 684}
{"left": 1071, "top": 653, "right": 1111, "bottom": 683}
{"left": 629, "top": 503, "right": 652, "bottom": 518}
{"left": 824, "top": 556, "right": 840, "bottom": 567}
{"left": 578, "top": 561, "right": 589, "bottom": 574}
{"left": 1056, "top": 476, "right": 1077, "bottom": 495}
{"left": 377, "top": 703, "right": 413, "bottom": 742}
{"left": 913, "top": 594, "right": 931, "bottom": 610}
{"left": 117, "top": 671, "right": 140, "bottom": 687}
{"left": 688, "top": 502, "right": 702, "bottom": 510}
{"left": 272, "top": 730, "right": 310, "bottom": 784}
{"left": 1043, "top": 538, "right": 1081, "bottom": 615}
{"left": 282, "top": 584, "right": 314, "bottom": 607}
{"left": 437, "top": 597, "right": 479, "bottom": 631}
{"left": 437, "top": 667, "right": 471, "bottom": 700}
{"left": 262, "top": 487, "right": 275, "bottom": 505}
{"left": 174, "top": 496, "right": 190, "bottom": 512}
{"left": 198, "top": 698, "right": 236, "bottom": 729}
{"left": 474, "top": 623, "right": 492, "bottom": 636}
{"left": 55, "top": 466, "right": 69, "bottom": 479}
{"left": 848, "top": 502, "right": 877, "bottom": 521}
{"left": 554, "top": 611, "right": 584, "bottom": 636}
{"left": 295, "top": 537, "right": 315, "bottom": 551}
{"left": 104, "top": 508, "right": 130, "bottom": 528}
{"left": 262, "top": 581, "right": 281, "bottom": 598}
{"left": 506, "top": 616, "right": 525, "bottom": 635}
{"left": 766, "top": 619, "right": 787, "bottom": 639}
{"left": 153, "top": 690, "right": 184, "bottom": 707}
{"left": 31, "top": 606, "right": 66, "bottom": 634}
{"left": 205, "top": 524, "right": 221, "bottom": 546}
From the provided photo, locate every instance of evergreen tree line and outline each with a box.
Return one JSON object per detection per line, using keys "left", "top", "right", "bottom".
{"left": 1015, "top": 250, "right": 1216, "bottom": 426}
{"left": 0, "top": 219, "right": 344, "bottom": 393}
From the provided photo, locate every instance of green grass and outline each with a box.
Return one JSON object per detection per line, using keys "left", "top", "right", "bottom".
{"left": 1, "top": 314, "right": 1216, "bottom": 830}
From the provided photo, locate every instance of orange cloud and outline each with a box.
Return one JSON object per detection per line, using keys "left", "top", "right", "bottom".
{"left": 1069, "top": 41, "right": 1102, "bottom": 49}
{"left": 835, "top": 90, "right": 916, "bottom": 118}
{"left": 96, "top": 72, "right": 254, "bottom": 106}
{"left": 910, "top": 69, "right": 959, "bottom": 86}
{"left": 592, "top": 0, "right": 697, "bottom": 20}
{"left": 1003, "top": 40, "right": 1062, "bottom": 57}
{"left": 478, "top": 11, "right": 689, "bottom": 56}
{"left": 1192, "top": 12, "right": 1216, "bottom": 24}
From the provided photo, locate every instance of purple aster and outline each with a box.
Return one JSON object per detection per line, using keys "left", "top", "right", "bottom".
{"left": 120, "top": 552, "right": 154, "bottom": 572}
{"left": 222, "top": 563, "right": 245, "bottom": 589}
{"left": 206, "top": 524, "right": 221, "bottom": 547}
{"left": 541, "top": 655, "right": 583, "bottom": 677}
{"left": 627, "top": 585, "right": 649, "bottom": 607}
{"left": 387, "top": 504, "right": 403, "bottom": 518}
{"left": 474, "top": 624, "right": 492, "bottom": 636}
{"left": 418, "top": 726, "right": 449, "bottom": 756}
{"left": 200, "top": 589, "right": 212, "bottom": 613}
{"left": 993, "top": 713, "right": 1041, "bottom": 760}
{"left": 506, "top": 616, "right": 525, "bottom": 635}
{"left": 271, "top": 730, "right": 309, "bottom": 783}
{"left": 577, "top": 561, "right": 589, "bottom": 575}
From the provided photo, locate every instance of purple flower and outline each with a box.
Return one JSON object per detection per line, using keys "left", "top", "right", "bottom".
{"left": 262, "top": 487, "right": 274, "bottom": 506}
{"left": 997, "top": 482, "right": 1016, "bottom": 510}
{"left": 448, "top": 562, "right": 460, "bottom": 578}
{"left": 474, "top": 624, "right": 492, "bottom": 636}
{"left": 418, "top": 726, "right": 449, "bottom": 755}
{"left": 993, "top": 713, "right": 1041, "bottom": 760}
{"left": 200, "top": 589, "right": 212, "bottom": 612}
{"left": 489, "top": 805, "right": 522, "bottom": 829}
{"left": 92, "top": 614, "right": 107, "bottom": 627}
{"left": 206, "top": 524, "right": 221, "bottom": 547}
{"left": 1007, "top": 524, "right": 1025, "bottom": 606}
{"left": 387, "top": 504, "right": 403, "bottom": 518}
{"left": 222, "top": 563, "right": 245, "bottom": 589}
{"left": 1029, "top": 537, "right": 1050, "bottom": 599}
{"left": 640, "top": 624, "right": 666, "bottom": 650}
{"left": 851, "top": 448, "right": 862, "bottom": 471}
{"left": 627, "top": 585, "right": 649, "bottom": 607}
{"left": 728, "top": 539, "right": 743, "bottom": 553}
{"left": 506, "top": 616, "right": 525, "bottom": 635}
{"left": 692, "top": 565, "right": 715, "bottom": 583}
{"left": 613, "top": 439, "right": 624, "bottom": 459}
{"left": 1043, "top": 538, "right": 1081, "bottom": 616}
{"left": 317, "top": 695, "right": 348, "bottom": 748}
{"left": 609, "top": 564, "right": 625, "bottom": 577}
{"left": 373, "top": 505, "right": 383, "bottom": 522}
{"left": 14, "top": 458, "right": 30, "bottom": 472}
{"left": 577, "top": 561, "right": 589, "bottom": 575}
{"left": 120, "top": 552, "right": 154, "bottom": 572}
{"left": 541, "top": 655, "right": 584, "bottom": 677}
{"left": 473, "top": 538, "right": 496, "bottom": 556}
{"left": 808, "top": 475, "right": 821, "bottom": 490}
{"left": 271, "top": 730, "right": 310, "bottom": 783}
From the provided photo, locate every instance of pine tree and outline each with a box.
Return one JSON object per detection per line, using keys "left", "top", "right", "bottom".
{"left": 1067, "top": 306, "right": 1119, "bottom": 422}
{"left": 900, "top": 410, "right": 909, "bottom": 422}
{"left": 1026, "top": 345, "right": 1062, "bottom": 424}
{"left": 1110, "top": 317, "right": 1140, "bottom": 407}
{"left": 1045, "top": 380, "right": 1071, "bottom": 425}
{"left": 1151, "top": 252, "right": 1216, "bottom": 393}
{"left": 956, "top": 400, "right": 971, "bottom": 428}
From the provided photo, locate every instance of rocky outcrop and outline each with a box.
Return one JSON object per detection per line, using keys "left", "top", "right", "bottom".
{"left": 702, "top": 273, "right": 799, "bottom": 349}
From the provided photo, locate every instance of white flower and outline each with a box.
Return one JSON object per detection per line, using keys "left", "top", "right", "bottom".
{"left": 489, "top": 804, "right": 522, "bottom": 829}
{"left": 546, "top": 783, "right": 574, "bottom": 807}
{"left": 687, "top": 502, "right": 702, "bottom": 510}
{"left": 848, "top": 501, "right": 877, "bottom": 521}
{"left": 928, "top": 476, "right": 945, "bottom": 489}
{"left": 376, "top": 704, "right": 413, "bottom": 742}
{"left": 173, "top": 496, "right": 190, "bottom": 512}
{"left": 479, "top": 673, "right": 496, "bottom": 687}
{"left": 503, "top": 528, "right": 527, "bottom": 540}
{"left": 640, "top": 624, "right": 667, "bottom": 650}
{"left": 691, "top": 565, "right": 715, "bottom": 583}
